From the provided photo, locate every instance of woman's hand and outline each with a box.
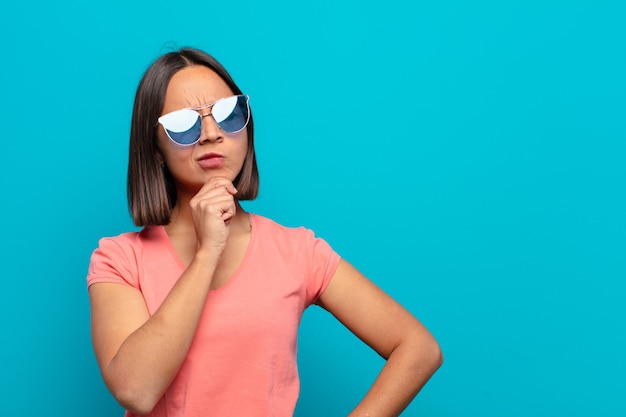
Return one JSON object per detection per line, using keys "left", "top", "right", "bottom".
{"left": 189, "top": 176, "right": 238, "bottom": 256}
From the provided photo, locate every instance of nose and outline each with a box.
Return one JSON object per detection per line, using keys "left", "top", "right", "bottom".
{"left": 198, "top": 112, "right": 223, "bottom": 144}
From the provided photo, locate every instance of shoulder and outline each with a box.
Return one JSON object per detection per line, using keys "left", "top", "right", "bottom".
{"left": 87, "top": 226, "right": 166, "bottom": 288}
{"left": 89, "top": 226, "right": 166, "bottom": 273}
{"left": 249, "top": 213, "right": 340, "bottom": 265}
{"left": 250, "top": 213, "right": 319, "bottom": 244}
{"left": 94, "top": 226, "right": 163, "bottom": 252}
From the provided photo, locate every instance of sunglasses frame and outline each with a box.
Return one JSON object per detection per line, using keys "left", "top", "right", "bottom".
{"left": 157, "top": 94, "right": 250, "bottom": 146}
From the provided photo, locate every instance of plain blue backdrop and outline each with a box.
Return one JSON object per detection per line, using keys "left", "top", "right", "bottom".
{"left": 1, "top": 1, "right": 624, "bottom": 416}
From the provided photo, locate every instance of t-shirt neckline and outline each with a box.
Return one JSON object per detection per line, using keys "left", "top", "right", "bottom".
{"left": 155, "top": 213, "right": 258, "bottom": 293}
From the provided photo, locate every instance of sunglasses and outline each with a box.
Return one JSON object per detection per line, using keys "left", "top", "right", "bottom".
{"left": 158, "top": 94, "right": 250, "bottom": 146}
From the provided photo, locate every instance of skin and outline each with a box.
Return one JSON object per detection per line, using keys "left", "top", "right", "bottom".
{"left": 89, "top": 65, "right": 443, "bottom": 416}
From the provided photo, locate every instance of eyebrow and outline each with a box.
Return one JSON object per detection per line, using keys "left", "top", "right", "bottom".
{"left": 181, "top": 95, "right": 237, "bottom": 112}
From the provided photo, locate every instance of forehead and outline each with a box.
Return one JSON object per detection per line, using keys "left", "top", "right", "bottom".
{"left": 162, "top": 65, "right": 235, "bottom": 112}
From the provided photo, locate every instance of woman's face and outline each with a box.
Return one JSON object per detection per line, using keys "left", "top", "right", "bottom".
{"left": 157, "top": 65, "right": 248, "bottom": 195}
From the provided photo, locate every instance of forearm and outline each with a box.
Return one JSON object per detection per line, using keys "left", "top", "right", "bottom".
{"left": 348, "top": 336, "right": 443, "bottom": 417}
{"left": 103, "top": 252, "right": 219, "bottom": 413}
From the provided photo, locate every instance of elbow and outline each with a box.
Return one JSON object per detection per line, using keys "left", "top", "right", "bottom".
{"left": 431, "top": 340, "right": 444, "bottom": 371}
{"left": 107, "top": 380, "right": 162, "bottom": 415}
{"left": 100, "top": 356, "right": 171, "bottom": 414}
{"left": 113, "top": 388, "right": 159, "bottom": 415}
{"left": 422, "top": 334, "right": 444, "bottom": 373}
{"left": 408, "top": 332, "right": 444, "bottom": 377}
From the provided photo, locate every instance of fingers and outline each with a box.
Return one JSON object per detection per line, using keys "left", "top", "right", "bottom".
{"left": 189, "top": 177, "right": 238, "bottom": 253}
{"left": 205, "top": 177, "right": 238, "bottom": 196}
{"left": 191, "top": 192, "right": 235, "bottom": 219}
{"left": 191, "top": 193, "right": 234, "bottom": 219}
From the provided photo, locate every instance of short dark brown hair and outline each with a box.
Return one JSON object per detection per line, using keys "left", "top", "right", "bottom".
{"left": 127, "top": 48, "right": 259, "bottom": 226}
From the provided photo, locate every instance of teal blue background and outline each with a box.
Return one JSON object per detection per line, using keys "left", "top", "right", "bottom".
{"left": 1, "top": 0, "right": 624, "bottom": 415}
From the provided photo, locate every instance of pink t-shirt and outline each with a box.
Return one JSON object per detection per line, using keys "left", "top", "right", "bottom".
{"left": 87, "top": 213, "right": 341, "bottom": 417}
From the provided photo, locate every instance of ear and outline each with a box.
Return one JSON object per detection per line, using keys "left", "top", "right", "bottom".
{"left": 156, "top": 149, "right": 165, "bottom": 166}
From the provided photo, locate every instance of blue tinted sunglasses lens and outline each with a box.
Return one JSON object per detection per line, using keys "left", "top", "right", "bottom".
{"left": 158, "top": 95, "right": 250, "bottom": 146}
{"left": 213, "top": 95, "right": 250, "bottom": 133}
{"left": 158, "top": 108, "right": 202, "bottom": 145}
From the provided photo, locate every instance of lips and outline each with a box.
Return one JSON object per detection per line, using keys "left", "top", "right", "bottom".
{"left": 198, "top": 152, "right": 224, "bottom": 169}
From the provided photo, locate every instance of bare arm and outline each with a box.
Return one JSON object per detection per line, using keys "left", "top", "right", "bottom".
{"left": 89, "top": 253, "right": 218, "bottom": 414}
{"left": 317, "top": 259, "right": 443, "bottom": 416}
{"left": 88, "top": 178, "right": 237, "bottom": 414}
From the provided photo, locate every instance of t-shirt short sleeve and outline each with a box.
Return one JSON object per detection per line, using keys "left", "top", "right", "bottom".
{"left": 300, "top": 227, "right": 341, "bottom": 306}
{"left": 87, "top": 236, "right": 140, "bottom": 289}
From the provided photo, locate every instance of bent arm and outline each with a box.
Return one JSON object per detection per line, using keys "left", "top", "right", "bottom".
{"left": 317, "top": 259, "right": 443, "bottom": 417}
{"left": 89, "top": 178, "right": 239, "bottom": 414}
{"left": 89, "top": 251, "right": 219, "bottom": 414}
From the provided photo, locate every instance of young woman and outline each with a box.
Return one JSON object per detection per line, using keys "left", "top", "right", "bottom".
{"left": 87, "top": 47, "right": 442, "bottom": 417}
